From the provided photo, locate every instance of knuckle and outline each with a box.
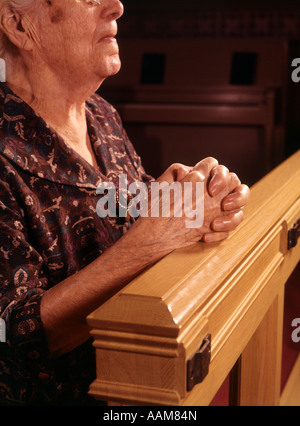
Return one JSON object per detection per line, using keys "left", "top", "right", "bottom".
{"left": 242, "top": 184, "right": 251, "bottom": 199}
{"left": 206, "top": 156, "right": 218, "bottom": 164}
{"left": 230, "top": 173, "right": 241, "bottom": 186}
{"left": 236, "top": 188, "right": 249, "bottom": 205}
{"left": 218, "top": 164, "right": 229, "bottom": 173}
{"left": 169, "top": 162, "right": 183, "bottom": 171}
{"left": 173, "top": 162, "right": 185, "bottom": 169}
{"left": 234, "top": 210, "right": 244, "bottom": 225}
{"left": 195, "top": 157, "right": 218, "bottom": 170}
{"left": 238, "top": 210, "right": 244, "bottom": 221}
{"left": 188, "top": 170, "right": 205, "bottom": 181}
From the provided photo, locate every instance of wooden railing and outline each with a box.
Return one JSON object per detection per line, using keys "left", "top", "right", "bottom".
{"left": 103, "top": 85, "right": 280, "bottom": 177}
{"left": 87, "top": 150, "right": 300, "bottom": 406}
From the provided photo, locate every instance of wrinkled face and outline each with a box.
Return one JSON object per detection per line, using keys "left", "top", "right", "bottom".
{"left": 29, "top": 0, "right": 124, "bottom": 85}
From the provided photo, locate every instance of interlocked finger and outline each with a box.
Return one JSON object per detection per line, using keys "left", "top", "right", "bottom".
{"left": 222, "top": 184, "right": 250, "bottom": 211}
{"left": 192, "top": 157, "right": 219, "bottom": 182}
{"left": 211, "top": 210, "right": 244, "bottom": 232}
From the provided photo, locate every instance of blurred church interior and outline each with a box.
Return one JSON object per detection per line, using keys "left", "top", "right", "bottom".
{"left": 98, "top": 0, "right": 300, "bottom": 406}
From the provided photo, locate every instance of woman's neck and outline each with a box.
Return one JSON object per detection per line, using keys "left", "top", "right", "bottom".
{"left": 7, "top": 58, "right": 89, "bottom": 127}
{"left": 5, "top": 53, "right": 101, "bottom": 167}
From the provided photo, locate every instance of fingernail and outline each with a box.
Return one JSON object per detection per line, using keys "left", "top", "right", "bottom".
{"left": 203, "top": 233, "right": 215, "bottom": 243}
{"left": 223, "top": 201, "right": 235, "bottom": 210}
{"left": 213, "top": 219, "right": 225, "bottom": 231}
{"left": 210, "top": 184, "right": 220, "bottom": 196}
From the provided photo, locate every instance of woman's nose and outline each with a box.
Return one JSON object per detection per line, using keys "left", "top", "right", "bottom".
{"left": 101, "top": 0, "right": 124, "bottom": 21}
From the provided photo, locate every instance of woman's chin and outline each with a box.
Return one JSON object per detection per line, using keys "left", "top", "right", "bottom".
{"left": 102, "top": 55, "right": 122, "bottom": 78}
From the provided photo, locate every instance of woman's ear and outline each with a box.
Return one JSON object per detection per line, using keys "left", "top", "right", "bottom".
{"left": 0, "top": 6, "right": 34, "bottom": 52}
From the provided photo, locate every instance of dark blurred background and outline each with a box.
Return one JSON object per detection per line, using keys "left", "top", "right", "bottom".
{"left": 99, "top": 0, "right": 300, "bottom": 185}
{"left": 98, "top": 0, "right": 300, "bottom": 406}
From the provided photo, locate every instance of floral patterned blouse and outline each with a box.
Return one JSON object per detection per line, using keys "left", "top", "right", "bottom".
{"left": 0, "top": 83, "right": 153, "bottom": 405}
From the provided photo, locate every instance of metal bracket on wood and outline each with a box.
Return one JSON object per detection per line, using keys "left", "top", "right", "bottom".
{"left": 186, "top": 334, "right": 211, "bottom": 392}
{"left": 288, "top": 218, "right": 300, "bottom": 250}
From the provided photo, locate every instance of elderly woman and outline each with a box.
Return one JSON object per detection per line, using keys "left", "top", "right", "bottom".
{"left": 0, "top": 0, "right": 250, "bottom": 406}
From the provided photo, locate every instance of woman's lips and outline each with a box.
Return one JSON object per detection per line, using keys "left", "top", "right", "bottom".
{"left": 99, "top": 34, "right": 117, "bottom": 43}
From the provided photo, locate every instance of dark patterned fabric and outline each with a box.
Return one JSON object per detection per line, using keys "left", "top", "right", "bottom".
{"left": 0, "top": 83, "right": 153, "bottom": 405}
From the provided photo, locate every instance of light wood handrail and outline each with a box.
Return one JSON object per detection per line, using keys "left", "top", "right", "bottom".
{"left": 87, "top": 150, "right": 300, "bottom": 406}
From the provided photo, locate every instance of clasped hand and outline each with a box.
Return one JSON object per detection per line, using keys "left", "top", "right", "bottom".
{"left": 155, "top": 157, "right": 250, "bottom": 244}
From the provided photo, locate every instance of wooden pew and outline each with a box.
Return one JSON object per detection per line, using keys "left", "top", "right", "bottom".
{"left": 87, "top": 150, "right": 300, "bottom": 406}
{"left": 102, "top": 85, "right": 279, "bottom": 181}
